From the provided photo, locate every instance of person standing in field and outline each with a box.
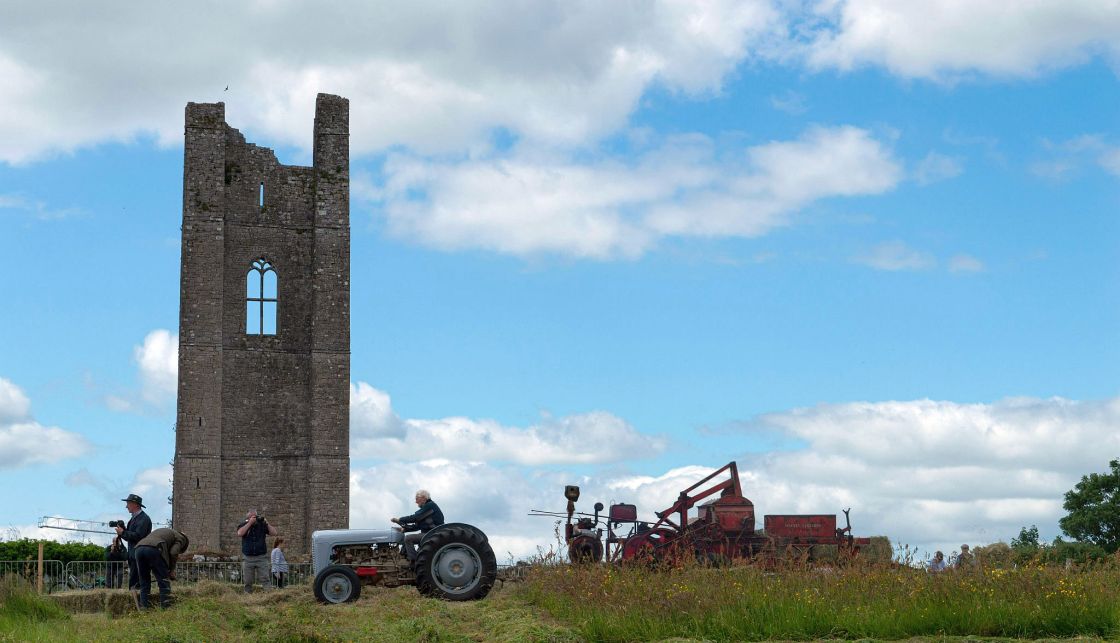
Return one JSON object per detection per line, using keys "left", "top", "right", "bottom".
{"left": 236, "top": 509, "right": 277, "bottom": 593}
{"left": 271, "top": 537, "right": 289, "bottom": 588}
{"left": 954, "top": 543, "right": 975, "bottom": 568}
{"left": 928, "top": 551, "right": 948, "bottom": 572}
{"left": 115, "top": 493, "right": 152, "bottom": 592}
{"left": 105, "top": 535, "right": 128, "bottom": 588}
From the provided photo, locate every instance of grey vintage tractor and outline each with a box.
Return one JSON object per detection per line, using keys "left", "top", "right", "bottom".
{"left": 311, "top": 523, "right": 497, "bottom": 603}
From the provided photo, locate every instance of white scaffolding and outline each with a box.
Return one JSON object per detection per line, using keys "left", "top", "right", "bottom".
{"left": 36, "top": 516, "right": 116, "bottom": 535}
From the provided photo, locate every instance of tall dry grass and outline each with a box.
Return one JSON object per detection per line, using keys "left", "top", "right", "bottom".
{"left": 520, "top": 557, "right": 1120, "bottom": 641}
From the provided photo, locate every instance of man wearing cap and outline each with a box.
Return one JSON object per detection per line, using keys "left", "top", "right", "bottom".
{"left": 115, "top": 493, "right": 152, "bottom": 591}
{"left": 134, "top": 527, "right": 189, "bottom": 608}
{"left": 954, "top": 543, "right": 976, "bottom": 569}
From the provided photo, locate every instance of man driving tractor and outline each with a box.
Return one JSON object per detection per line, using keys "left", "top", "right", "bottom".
{"left": 391, "top": 489, "right": 445, "bottom": 560}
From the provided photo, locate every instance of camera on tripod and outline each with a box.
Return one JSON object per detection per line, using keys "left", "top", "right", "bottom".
{"left": 108, "top": 520, "right": 125, "bottom": 529}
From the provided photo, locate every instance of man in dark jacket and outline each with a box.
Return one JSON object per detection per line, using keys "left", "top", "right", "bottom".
{"left": 114, "top": 493, "right": 152, "bottom": 591}
{"left": 391, "top": 489, "right": 444, "bottom": 561}
{"left": 134, "top": 527, "right": 189, "bottom": 608}
{"left": 236, "top": 509, "right": 277, "bottom": 593}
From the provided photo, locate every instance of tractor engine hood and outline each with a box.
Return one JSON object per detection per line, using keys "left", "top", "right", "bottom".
{"left": 311, "top": 528, "right": 405, "bottom": 574}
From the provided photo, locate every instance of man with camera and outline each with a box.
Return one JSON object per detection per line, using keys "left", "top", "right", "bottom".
{"left": 113, "top": 493, "right": 152, "bottom": 591}
{"left": 236, "top": 509, "right": 277, "bottom": 593}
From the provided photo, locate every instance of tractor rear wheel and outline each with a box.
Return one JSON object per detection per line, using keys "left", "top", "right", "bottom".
{"left": 415, "top": 525, "right": 497, "bottom": 601}
{"left": 314, "top": 565, "right": 361, "bottom": 604}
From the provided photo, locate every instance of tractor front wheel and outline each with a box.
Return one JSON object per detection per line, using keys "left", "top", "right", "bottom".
{"left": 314, "top": 565, "right": 361, "bottom": 604}
{"left": 415, "top": 525, "right": 497, "bottom": 601}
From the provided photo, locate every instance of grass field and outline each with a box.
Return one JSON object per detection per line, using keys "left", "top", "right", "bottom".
{"left": 521, "top": 561, "right": 1120, "bottom": 641}
{"left": 1, "top": 560, "right": 1118, "bottom": 642}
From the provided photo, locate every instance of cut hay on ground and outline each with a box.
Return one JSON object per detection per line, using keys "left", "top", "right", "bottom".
{"left": 48, "top": 589, "right": 135, "bottom": 617}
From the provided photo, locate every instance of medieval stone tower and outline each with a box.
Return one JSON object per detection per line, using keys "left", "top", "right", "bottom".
{"left": 173, "top": 94, "right": 350, "bottom": 556}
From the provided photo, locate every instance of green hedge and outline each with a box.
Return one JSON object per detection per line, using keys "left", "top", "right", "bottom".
{"left": 0, "top": 540, "right": 107, "bottom": 565}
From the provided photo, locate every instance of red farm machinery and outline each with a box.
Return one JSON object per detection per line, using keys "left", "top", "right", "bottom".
{"left": 533, "top": 461, "right": 871, "bottom": 565}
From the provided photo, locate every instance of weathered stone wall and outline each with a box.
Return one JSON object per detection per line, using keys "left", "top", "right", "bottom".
{"left": 173, "top": 95, "right": 350, "bottom": 556}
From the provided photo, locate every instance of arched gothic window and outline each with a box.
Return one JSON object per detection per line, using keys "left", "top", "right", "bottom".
{"left": 246, "top": 259, "right": 277, "bottom": 335}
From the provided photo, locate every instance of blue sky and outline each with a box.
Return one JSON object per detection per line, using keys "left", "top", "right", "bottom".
{"left": 0, "top": 1, "right": 1118, "bottom": 558}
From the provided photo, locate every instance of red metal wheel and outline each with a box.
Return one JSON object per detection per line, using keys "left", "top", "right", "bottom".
{"left": 621, "top": 528, "right": 676, "bottom": 562}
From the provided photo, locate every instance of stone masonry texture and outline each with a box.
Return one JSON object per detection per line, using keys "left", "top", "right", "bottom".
{"left": 173, "top": 94, "right": 350, "bottom": 557}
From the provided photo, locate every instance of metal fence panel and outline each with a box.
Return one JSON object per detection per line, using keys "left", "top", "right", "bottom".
{"left": 174, "top": 561, "right": 312, "bottom": 587}
{"left": 0, "top": 560, "right": 66, "bottom": 593}
{"left": 282, "top": 563, "right": 312, "bottom": 587}
{"left": 175, "top": 561, "right": 241, "bottom": 584}
{"left": 63, "top": 561, "right": 129, "bottom": 591}
{"left": 4, "top": 560, "right": 317, "bottom": 593}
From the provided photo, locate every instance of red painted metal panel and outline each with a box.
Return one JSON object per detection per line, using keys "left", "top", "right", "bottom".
{"left": 609, "top": 503, "right": 637, "bottom": 522}
{"left": 711, "top": 499, "right": 755, "bottom": 532}
{"left": 764, "top": 514, "right": 836, "bottom": 539}
{"left": 355, "top": 566, "right": 379, "bottom": 577}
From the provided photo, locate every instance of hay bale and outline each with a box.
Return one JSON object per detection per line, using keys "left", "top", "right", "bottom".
{"left": 862, "top": 536, "right": 893, "bottom": 563}
{"left": 104, "top": 591, "right": 136, "bottom": 617}
{"left": 48, "top": 588, "right": 140, "bottom": 617}
{"left": 48, "top": 589, "right": 111, "bottom": 614}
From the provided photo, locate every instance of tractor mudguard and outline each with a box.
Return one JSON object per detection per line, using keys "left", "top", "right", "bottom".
{"left": 419, "top": 522, "right": 490, "bottom": 546}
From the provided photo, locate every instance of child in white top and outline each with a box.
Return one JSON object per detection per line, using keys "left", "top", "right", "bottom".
{"left": 270, "top": 538, "right": 289, "bottom": 588}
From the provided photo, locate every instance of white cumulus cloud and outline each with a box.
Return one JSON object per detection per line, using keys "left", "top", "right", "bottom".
{"left": 804, "top": 0, "right": 1120, "bottom": 81}
{"left": 735, "top": 396, "right": 1120, "bottom": 552}
{"left": 350, "top": 382, "right": 664, "bottom": 464}
{"left": 378, "top": 126, "right": 902, "bottom": 258}
{"left": 107, "top": 329, "right": 178, "bottom": 413}
{"left": 0, "top": 1, "right": 781, "bottom": 164}
{"left": 355, "top": 395, "right": 1120, "bottom": 560}
{"left": 135, "top": 330, "right": 178, "bottom": 405}
{"left": 0, "top": 376, "right": 91, "bottom": 470}
{"left": 3, "top": 1, "right": 1119, "bottom": 167}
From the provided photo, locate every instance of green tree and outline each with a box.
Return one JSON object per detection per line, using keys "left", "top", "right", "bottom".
{"left": 1011, "top": 525, "right": 1040, "bottom": 550}
{"left": 1059, "top": 458, "right": 1120, "bottom": 553}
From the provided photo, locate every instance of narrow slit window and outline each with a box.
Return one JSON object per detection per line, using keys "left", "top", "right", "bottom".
{"left": 259, "top": 182, "right": 265, "bottom": 208}
{"left": 246, "top": 259, "right": 277, "bottom": 335}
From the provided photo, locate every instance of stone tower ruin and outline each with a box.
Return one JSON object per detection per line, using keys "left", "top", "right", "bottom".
{"left": 173, "top": 94, "right": 350, "bottom": 556}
